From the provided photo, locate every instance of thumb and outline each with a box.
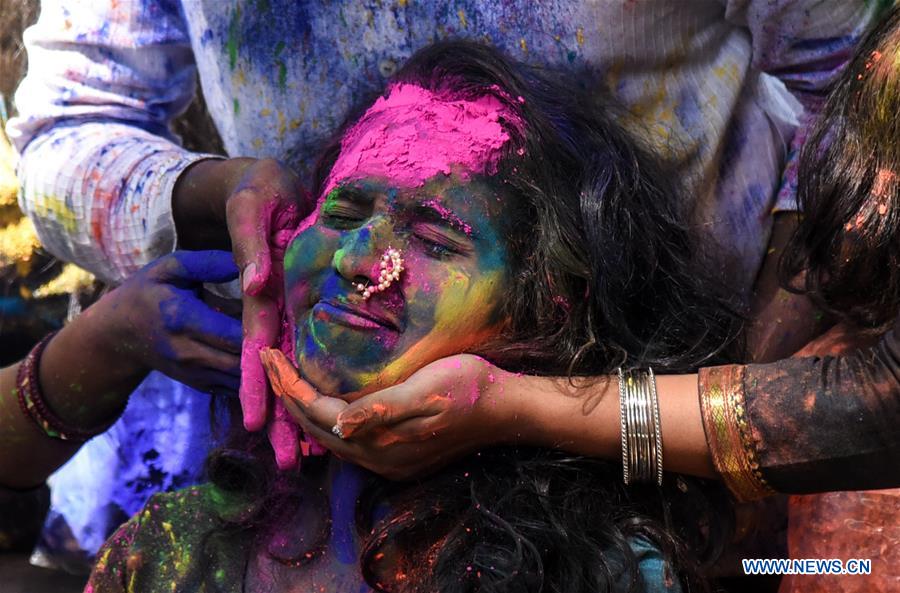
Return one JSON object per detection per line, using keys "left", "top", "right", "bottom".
{"left": 259, "top": 348, "right": 318, "bottom": 406}
{"left": 151, "top": 250, "right": 239, "bottom": 285}
{"left": 228, "top": 190, "right": 274, "bottom": 296}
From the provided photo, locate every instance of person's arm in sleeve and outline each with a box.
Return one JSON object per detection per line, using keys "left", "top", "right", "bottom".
{"left": 699, "top": 322, "right": 900, "bottom": 498}
{"left": 83, "top": 516, "right": 139, "bottom": 593}
{"left": 5, "top": 0, "right": 219, "bottom": 283}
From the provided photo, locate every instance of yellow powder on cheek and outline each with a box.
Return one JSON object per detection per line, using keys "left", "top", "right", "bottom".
{"left": 359, "top": 270, "right": 505, "bottom": 390}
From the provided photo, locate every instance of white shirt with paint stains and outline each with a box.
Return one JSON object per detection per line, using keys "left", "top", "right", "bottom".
{"left": 6, "top": 0, "right": 881, "bottom": 296}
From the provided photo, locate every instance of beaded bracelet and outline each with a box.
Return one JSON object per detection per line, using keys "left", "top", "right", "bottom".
{"left": 16, "top": 332, "right": 105, "bottom": 442}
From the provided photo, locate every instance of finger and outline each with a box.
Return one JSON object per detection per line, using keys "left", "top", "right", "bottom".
{"left": 240, "top": 294, "right": 280, "bottom": 431}
{"left": 259, "top": 348, "right": 348, "bottom": 431}
{"left": 282, "top": 397, "right": 364, "bottom": 460}
{"left": 336, "top": 382, "right": 446, "bottom": 439}
{"left": 178, "top": 303, "right": 243, "bottom": 355}
{"left": 165, "top": 338, "right": 241, "bottom": 376}
{"left": 268, "top": 399, "right": 300, "bottom": 470}
{"left": 271, "top": 202, "right": 302, "bottom": 253}
{"left": 259, "top": 348, "right": 317, "bottom": 404}
{"left": 227, "top": 188, "right": 275, "bottom": 296}
{"left": 150, "top": 250, "right": 240, "bottom": 286}
{"left": 378, "top": 414, "right": 449, "bottom": 444}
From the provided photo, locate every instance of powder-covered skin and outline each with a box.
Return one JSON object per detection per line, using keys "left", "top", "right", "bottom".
{"left": 283, "top": 83, "right": 518, "bottom": 397}
{"left": 323, "top": 83, "right": 519, "bottom": 195}
{"left": 285, "top": 173, "right": 509, "bottom": 398}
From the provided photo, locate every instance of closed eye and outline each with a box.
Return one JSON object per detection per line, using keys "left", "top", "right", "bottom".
{"left": 320, "top": 187, "right": 373, "bottom": 229}
{"left": 411, "top": 223, "right": 471, "bottom": 259}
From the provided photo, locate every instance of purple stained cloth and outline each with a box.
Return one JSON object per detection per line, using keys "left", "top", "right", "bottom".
{"left": 31, "top": 372, "right": 224, "bottom": 574}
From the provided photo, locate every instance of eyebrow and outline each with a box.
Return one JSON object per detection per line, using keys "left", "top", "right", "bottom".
{"left": 326, "top": 185, "right": 375, "bottom": 205}
{"left": 417, "top": 198, "right": 476, "bottom": 238}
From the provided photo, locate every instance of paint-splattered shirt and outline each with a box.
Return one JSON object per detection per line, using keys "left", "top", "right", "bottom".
{"left": 7, "top": 0, "right": 880, "bottom": 294}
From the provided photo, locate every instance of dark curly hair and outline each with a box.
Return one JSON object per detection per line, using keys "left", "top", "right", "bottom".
{"left": 780, "top": 7, "right": 900, "bottom": 329}
{"left": 204, "top": 40, "right": 740, "bottom": 593}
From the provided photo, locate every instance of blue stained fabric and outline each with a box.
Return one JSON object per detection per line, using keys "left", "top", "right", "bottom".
{"left": 32, "top": 372, "right": 219, "bottom": 573}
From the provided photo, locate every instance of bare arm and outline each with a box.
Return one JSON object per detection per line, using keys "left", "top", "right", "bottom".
{"left": 0, "top": 250, "right": 242, "bottom": 489}
{"left": 0, "top": 310, "right": 142, "bottom": 489}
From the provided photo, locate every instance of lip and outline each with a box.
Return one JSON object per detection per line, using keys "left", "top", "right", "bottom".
{"left": 313, "top": 301, "right": 400, "bottom": 332}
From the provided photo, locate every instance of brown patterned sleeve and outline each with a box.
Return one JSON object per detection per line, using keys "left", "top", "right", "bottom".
{"left": 699, "top": 364, "right": 775, "bottom": 502}
{"left": 700, "top": 328, "right": 900, "bottom": 499}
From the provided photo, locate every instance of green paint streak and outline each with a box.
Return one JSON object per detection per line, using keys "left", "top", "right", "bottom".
{"left": 274, "top": 40, "right": 285, "bottom": 56}
{"left": 233, "top": 98, "right": 240, "bottom": 115}
{"left": 277, "top": 60, "right": 287, "bottom": 90}
{"left": 332, "top": 248, "right": 347, "bottom": 274}
{"left": 227, "top": 5, "right": 242, "bottom": 71}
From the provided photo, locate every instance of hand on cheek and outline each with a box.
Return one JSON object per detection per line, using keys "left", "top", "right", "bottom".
{"left": 223, "top": 160, "right": 310, "bottom": 466}
{"left": 260, "top": 348, "right": 349, "bottom": 426}
{"left": 260, "top": 349, "right": 515, "bottom": 480}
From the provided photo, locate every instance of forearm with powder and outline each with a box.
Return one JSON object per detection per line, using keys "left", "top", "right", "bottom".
{"left": 519, "top": 338, "right": 900, "bottom": 501}
{"left": 0, "top": 310, "right": 145, "bottom": 489}
{"left": 513, "top": 372, "right": 717, "bottom": 479}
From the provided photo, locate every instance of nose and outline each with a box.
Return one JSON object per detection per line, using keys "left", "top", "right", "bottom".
{"left": 333, "top": 217, "right": 397, "bottom": 289}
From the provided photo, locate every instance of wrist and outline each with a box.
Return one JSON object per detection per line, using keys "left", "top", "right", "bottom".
{"left": 480, "top": 367, "right": 546, "bottom": 447}
{"left": 37, "top": 325, "right": 134, "bottom": 434}
{"left": 507, "top": 374, "right": 622, "bottom": 458}
{"left": 172, "top": 157, "right": 257, "bottom": 249}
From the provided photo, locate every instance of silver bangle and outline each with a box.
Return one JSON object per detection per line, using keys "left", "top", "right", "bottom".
{"left": 618, "top": 368, "right": 630, "bottom": 484}
{"left": 617, "top": 367, "right": 664, "bottom": 486}
{"left": 649, "top": 368, "right": 664, "bottom": 486}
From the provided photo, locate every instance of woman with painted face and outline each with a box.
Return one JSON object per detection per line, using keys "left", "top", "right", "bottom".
{"left": 84, "top": 41, "right": 740, "bottom": 593}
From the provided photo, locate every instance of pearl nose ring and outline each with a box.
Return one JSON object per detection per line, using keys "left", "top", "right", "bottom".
{"left": 355, "top": 247, "right": 404, "bottom": 299}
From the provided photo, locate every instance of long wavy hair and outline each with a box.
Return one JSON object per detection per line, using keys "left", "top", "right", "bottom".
{"left": 205, "top": 41, "right": 741, "bottom": 593}
{"left": 780, "top": 7, "right": 900, "bottom": 328}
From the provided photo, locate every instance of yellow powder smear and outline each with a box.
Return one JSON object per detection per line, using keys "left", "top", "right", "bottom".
{"left": 33, "top": 262, "right": 95, "bottom": 298}
{"left": 359, "top": 269, "right": 504, "bottom": 389}
{"left": 0, "top": 216, "right": 40, "bottom": 267}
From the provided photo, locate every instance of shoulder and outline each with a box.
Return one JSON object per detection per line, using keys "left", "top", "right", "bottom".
{"left": 87, "top": 484, "right": 254, "bottom": 593}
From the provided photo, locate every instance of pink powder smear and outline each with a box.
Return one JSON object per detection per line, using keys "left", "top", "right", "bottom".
{"left": 240, "top": 337, "right": 270, "bottom": 431}
{"left": 323, "top": 83, "right": 521, "bottom": 195}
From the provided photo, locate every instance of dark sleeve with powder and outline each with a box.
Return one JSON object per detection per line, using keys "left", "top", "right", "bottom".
{"left": 743, "top": 326, "right": 900, "bottom": 494}
{"left": 84, "top": 516, "right": 139, "bottom": 593}
{"left": 84, "top": 485, "right": 251, "bottom": 593}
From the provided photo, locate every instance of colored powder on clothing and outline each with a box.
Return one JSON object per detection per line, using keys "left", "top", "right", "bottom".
{"left": 322, "top": 83, "right": 521, "bottom": 196}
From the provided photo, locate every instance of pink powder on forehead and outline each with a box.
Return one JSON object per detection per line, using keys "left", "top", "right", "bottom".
{"left": 323, "top": 83, "right": 521, "bottom": 195}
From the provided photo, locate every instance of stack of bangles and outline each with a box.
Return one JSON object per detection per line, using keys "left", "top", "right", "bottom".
{"left": 618, "top": 367, "right": 664, "bottom": 486}
{"left": 16, "top": 332, "right": 113, "bottom": 442}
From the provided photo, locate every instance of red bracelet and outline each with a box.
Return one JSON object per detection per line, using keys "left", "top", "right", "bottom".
{"left": 16, "top": 332, "right": 108, "bottom": 442}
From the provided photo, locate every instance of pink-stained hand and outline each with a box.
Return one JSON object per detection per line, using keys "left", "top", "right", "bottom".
{"left": 258, "top": 349, "right": 518, "bottom": 480}
{"left": 225, "top": 159, "right": 314, "bottom": 469}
